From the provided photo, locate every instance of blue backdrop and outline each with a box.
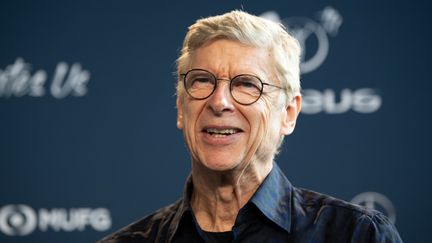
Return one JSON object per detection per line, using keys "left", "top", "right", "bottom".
{"left": 1, "top": 1, "right": 431, "bottom": 242}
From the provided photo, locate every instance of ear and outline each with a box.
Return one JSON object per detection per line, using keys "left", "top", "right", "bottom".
{"left": 176, "top": 96, "right": 184, "bottom": 129}
{"left": 280, "top": 95, "right": 302, "bottom": 136}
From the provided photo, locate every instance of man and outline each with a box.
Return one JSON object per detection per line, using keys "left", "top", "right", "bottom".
{"left": 99, "top": 10, "right": 402, "bottom": 243}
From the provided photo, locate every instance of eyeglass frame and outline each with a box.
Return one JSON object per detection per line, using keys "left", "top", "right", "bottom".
{"left": 180, "top": 68, "right": 285, "bottom": 105}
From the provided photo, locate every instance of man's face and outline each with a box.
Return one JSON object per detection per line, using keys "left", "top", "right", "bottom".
{"left": 177, "top": 39, "right": 300, "bottom": 171}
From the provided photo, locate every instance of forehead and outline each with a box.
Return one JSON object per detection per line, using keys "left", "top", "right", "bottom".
{"left": 189, "top": 39, "right": 273, "bottom": 78}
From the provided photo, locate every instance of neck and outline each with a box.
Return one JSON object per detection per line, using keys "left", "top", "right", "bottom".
{"left": 191, "top": 160, "right": 273, "bottom": 232}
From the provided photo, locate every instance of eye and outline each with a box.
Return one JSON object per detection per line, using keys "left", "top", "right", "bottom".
{"left": 232, "top": 76, "right": 261, "bottom": 90}
{"left": 192, "top": 77, "right": 213, "bottom": 84}
{"left": 186, "top": 71, "right": 215, "bottom": 88}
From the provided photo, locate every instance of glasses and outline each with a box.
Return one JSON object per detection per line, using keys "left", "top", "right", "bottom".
{"left": 180, "top": 69, "right": 284, "bottom": 105}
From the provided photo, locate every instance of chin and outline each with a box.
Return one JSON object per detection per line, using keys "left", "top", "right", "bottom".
{"left": 201, "top": 159, "right": 239, "bottom": 172}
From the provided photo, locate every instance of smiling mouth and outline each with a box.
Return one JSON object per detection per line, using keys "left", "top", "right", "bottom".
{"left": 203, "top": 128, "right": 242, "bottom": 138}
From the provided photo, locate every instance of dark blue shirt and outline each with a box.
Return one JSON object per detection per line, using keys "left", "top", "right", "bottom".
{"left": 99, "top": 164, "right": 402, "bottom": 242}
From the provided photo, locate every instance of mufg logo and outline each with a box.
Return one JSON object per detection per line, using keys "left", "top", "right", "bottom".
{"left": 261, "top": 7, "right": 382, "bottom": 114}
{"left": 351, "top": 192, "right": 397, "bottom": 224}
{"left": 0, "top": 204, "right": 111, "bottom": 236}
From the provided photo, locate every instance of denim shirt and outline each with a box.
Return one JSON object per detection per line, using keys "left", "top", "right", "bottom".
{"left": 99, "top": 163, "right": 403, "bottom": 243}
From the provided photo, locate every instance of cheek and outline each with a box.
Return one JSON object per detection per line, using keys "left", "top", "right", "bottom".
{"left": 253, "top": 97, "right": 281, "bottom": 161}
{"left": 181, "top": 103, "right": 199, "bottom": 150}
{"left": 258, "top": 104, "right": 271, "bottom": 139}
{"left": 182, "top": 100, "right": 202, "bottom": 129}
{"left": 257, "top": 97, "right": 274, "bottom": 133}
{"left": 245, "top": 99, "right": 272, "bottom": 152}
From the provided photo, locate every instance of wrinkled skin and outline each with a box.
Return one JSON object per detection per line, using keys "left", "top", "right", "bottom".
{"left": 176, "top": 39, "right": 301, "bottom": 231}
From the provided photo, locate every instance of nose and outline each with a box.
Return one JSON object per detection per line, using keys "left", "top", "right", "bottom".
{"left": 207, "top": 79, "right": 235, "bottom": 115}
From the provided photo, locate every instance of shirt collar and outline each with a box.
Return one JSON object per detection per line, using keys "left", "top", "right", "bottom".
{"left": 167, "top": 174, "right": 194, "bottom": 242}
{"left": 250, "top": 163, "right": 293, "bottom": 233}
{"left": 169, "top": 163, "right": 293, "bottom": 239}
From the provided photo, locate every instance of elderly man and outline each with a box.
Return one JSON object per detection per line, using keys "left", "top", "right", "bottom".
{"left": 99, "top": 10, "right": 402, "bottom": 243}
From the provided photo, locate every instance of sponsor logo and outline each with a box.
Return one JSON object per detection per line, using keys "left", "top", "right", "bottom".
{"left": 0, "top": 204, "right": 111, "bottom": 236}
{"left": 261, "top": 7, "right": 382, "bottom": 114}
{"left": 0, "top": 58, "right": 90, "bottom": 99}
{"left": 261, "top": 6, "right": 342, "bottom": 74}
{"left": 351, "top": 192, "right": 396, "bottom": 224}
{"left": 302, "top": 88, "right": 381, "bottom": 114}
{"left": 0, "top": 205, "right": 36, "bottom": 236}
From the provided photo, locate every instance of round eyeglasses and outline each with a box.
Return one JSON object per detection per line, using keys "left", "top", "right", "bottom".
{"left": 180, "top": 69, "right": 284, "bottom": 105}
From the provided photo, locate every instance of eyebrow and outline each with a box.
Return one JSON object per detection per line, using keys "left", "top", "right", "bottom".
{"left": 188, "top": 67, "right": 266, "bottom": 80}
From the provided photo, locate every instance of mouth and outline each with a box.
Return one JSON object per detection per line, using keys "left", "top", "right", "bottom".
{"left": 202, "top": 127, "right": 243, "bottom": 138}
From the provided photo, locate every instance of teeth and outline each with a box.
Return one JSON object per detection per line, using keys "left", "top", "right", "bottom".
{"left": 206, "top": 128, "right": 238, "bottom": 135}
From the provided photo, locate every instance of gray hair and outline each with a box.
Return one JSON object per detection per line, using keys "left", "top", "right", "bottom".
{"left": 176, "top": 10, "right": 301, "bottom": 104}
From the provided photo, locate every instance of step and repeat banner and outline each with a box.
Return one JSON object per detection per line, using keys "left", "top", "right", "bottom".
{"left": 1, "top": 1, "right": 430, "bottom": 242}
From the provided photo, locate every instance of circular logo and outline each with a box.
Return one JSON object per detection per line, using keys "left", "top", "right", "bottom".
{"left": 351, "top": 192, "right": 396, "bottom": 224}
{"left": 282, "top": 17, "right": 329, "bottom": 74}
{"left": 0, "top": 204, "right": 37, "bottom": 236}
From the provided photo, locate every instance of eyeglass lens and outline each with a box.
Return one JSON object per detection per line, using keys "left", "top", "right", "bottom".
{"left": 184, "top": 69, "right": 263, "bottom": 105}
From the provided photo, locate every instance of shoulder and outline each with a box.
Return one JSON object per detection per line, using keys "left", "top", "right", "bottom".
{"left": 293, "top": 187, "right": 379, "bottom": 218}
{"left": 292, "top": 187, "right": 402, "bottom": 242}
{"left": 97, "top": 200, "right": 182, "bottom": 243}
